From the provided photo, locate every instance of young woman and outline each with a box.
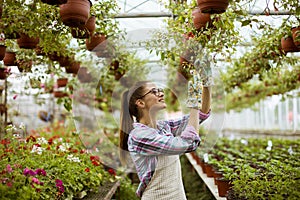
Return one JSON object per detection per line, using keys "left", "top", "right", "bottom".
{"left": 119, "top": 77, "right": 212, "bottom": 199}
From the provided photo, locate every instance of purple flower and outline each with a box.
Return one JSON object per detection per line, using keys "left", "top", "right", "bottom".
{"left": 55, "top": 179, "right": 65, "bottom": 193}
{"left": 23, "top": 168, "right": 37, "bottom": 176}
{"left": 6, "top": 164, "right": 13, "bottom": 173}
{"left": 35, "top": 168, "right": 47, "bottom": 176}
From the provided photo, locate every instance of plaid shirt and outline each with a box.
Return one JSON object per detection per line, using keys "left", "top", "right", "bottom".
{"left": 128, "top": 111, "right": 210, "bottom": 197}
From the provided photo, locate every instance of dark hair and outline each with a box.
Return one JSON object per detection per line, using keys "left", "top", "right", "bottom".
{"left": 119, "top": 81, "right": 150, "bottom": 165}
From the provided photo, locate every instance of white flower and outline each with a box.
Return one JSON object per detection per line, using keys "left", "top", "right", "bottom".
{"left": 37, "top": 137, "right": 48, "bottom": 145}
{"left": 31, "top": 145, "right": 44, "bottom": 155}
{"left": 67, "top": 155, "right": 81, "bottom": 162}
{"left": 58, "top": 145, "right": 67, "bottom": 152}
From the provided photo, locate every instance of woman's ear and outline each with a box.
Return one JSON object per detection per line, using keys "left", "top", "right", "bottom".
{"left": 135, "top": 99, "right": 145, "bottom": 109}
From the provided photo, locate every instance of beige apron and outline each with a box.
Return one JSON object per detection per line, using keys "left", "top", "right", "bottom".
{"left": 141, "top": 155, "right": 187, "bottom": 200}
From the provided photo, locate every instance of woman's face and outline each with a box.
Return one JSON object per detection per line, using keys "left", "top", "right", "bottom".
{"left": 140, "top": 83, "right": 166, "bottom": 112}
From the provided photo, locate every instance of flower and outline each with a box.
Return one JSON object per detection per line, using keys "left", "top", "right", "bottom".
{"left": 55, "top": 179, "right": 65, "bottom": 193}
{"left": 6, "top": 164, "right": 13, "bottom": 173}
{"left": 23, "top": 168, "right": 37, "bottom": 176}
{"left": 31, "top": 145, "right": 45, "bottom": 155}
{"left": 108, "top": 168, "right": 116, "bottom": 176}
{"left": 35, "top": 168, "right": 47, "bottom": 176}
{"left": 67, "top": 154, "right": 81, "bottom": 162}
{"left": 85, "top": 168, "right": 90, "bottom": 172}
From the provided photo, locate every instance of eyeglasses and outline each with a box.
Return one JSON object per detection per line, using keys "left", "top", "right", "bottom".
{"left": 138, "top": 88, "right": 164, "bottom": 99}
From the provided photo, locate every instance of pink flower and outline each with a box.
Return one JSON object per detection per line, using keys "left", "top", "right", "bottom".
{"left": 6, "top": 164, "right": 13, "bottom": 173}
{"left": 6, "top": 182, "right": 13, "bottom": 187}
{"left": 32, "top": 177, "right": 43, "bottom": 185}
{"left": 40, "top": 83, "right": 45, "bottom": 88}
{"left": 23, "top": 168, "right": 37, "bottom": 176}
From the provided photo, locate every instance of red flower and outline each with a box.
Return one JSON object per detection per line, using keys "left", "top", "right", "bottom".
{"left": 108, "top": 168, "right": 116, "bottom": 176}
{"left": 90, "top": 155, "right": 101, "bottom": 166}
{"left": 85, "top": 168, "right": 90, "bottom": 172}
{"left": 80, "top": 149, "right": 86, "bottom": 154}
{"left": 26, "top": 135, "right": 36, "bottom": 143}
{"left": 1, "top": 139, "right": 10, "bottom": 145}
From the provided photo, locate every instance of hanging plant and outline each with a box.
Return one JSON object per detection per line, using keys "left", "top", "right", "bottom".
{"left": 59, "top": 0, "right": 92, "bottom": 28}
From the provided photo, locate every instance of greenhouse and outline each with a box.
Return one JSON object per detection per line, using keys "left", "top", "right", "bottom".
{"left": 0, "top": 0, "right": 299, "bottom": 199}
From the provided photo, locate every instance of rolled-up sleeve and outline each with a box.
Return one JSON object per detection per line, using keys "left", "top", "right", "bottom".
{"left": 128, "top": 125, "right": 200, "bottom": 156}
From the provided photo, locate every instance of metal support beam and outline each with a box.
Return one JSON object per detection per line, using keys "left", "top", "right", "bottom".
{"left": 114, "top": 11, "right": 293, "bottom": 18}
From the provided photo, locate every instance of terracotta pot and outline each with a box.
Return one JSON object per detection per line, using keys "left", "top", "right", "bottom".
{"left": 213, "top": 170, "right": 223, "bottom": 185}
{"left": 0, "top": 45, "right": 6, "bottom": 61}
{"left": 41, "top": 0, "right": 67, "bottom": 5}
{"left": 17, "top": 34, "right": 39, "bottom": 49}
{"left": 291, "top": 26, "right": 300, "bottom": 47}
{"left": 53, "top": 91, "right": 68, "bottom": 98}
{"left": 3, "top": 52, "right": 17, "bottom": 66}
{"left": 59, "top": 0, "right": 92, "bottom": 27}
{"left": 216, "top": 178, "right": 232, "bottom": 197}
{"left": 0, "top": 68, "right": 7, "bottom": 80}
{"left": 281, "top": 36, "right": 299, "bottom": 53}
{"left": 65, "top": 61, "right": 80, "bottom": 74}
{"left": 204, "top": 163, "right": 214, "bottom": 177}
{"left": 86, "top": 33, "right": 107, "bottom": 52}
{"left": 57, "top": 78, "right": 68, "bottom": 87}
{"left": 192, "top": 8, "right": 211, "bottom": 30}
{"left": 197, "top": 0, "right": 229, "bottom": 14}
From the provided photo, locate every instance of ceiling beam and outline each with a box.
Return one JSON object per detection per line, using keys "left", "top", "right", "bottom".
{"left": 114, "top": 11, "right": 293, "bottom": 18}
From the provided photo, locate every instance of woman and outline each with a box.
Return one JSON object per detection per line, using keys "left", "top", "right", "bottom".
{"left": 119, "top": 78, "right": 211, "bottom": 199}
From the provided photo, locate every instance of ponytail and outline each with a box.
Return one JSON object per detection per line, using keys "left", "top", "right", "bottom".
{"left": 119, "top": 90, "right": 134, "bottom": 166}
{"left": 119, "top": 81, "right": 150, "bottom": 166}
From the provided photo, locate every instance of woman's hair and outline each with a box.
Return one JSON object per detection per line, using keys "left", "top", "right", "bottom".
{"left": 119, "top": 81, "right": 149, "bottom": 165}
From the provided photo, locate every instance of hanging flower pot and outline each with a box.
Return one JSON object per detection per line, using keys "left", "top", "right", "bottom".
{"left": 0, "top": 67, "right": 8, "bottom": 80}
{"left": 0, "top": 45, "right": 6, "bottom": 60}
{"left": 86, "top": 33, "right": 107, "bottom": 52}
{"left": 281, "top": 36, "right": 299, "bottom": 53}
{"left": 41, "top": 0, "right": 67, "bottom": 5}
{"left": 59, "top": 0, "right": 92, "bottom": 28}
{"left": 3, "top": 52, "right": 17, "bottom": 66}
{"left": 192, "top": 8, "right": 211, "bottom": 30}
{"left": 17, "top": 34, "right": 39, "bottom": 49}
{"left": 71, "top": 15, "right": 96, "bottom": 39}
{"left": 57, "top": 78, "right": 68, "bottom": 87}
{"left": 53, "top": 91, "right": 68, "bottom": 98}
{"left": 197, "top": 0, "right": 229, "bottom": 14}
{"left": 291, "top": 26, "right": 300, "bottom": 47}
{"left": 65, "top": 61, "right": 80, "bottom": 74}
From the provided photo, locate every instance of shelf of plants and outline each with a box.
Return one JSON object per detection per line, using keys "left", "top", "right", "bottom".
{"left": 188, "top": 137, "right": 300, "bottom": 199}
